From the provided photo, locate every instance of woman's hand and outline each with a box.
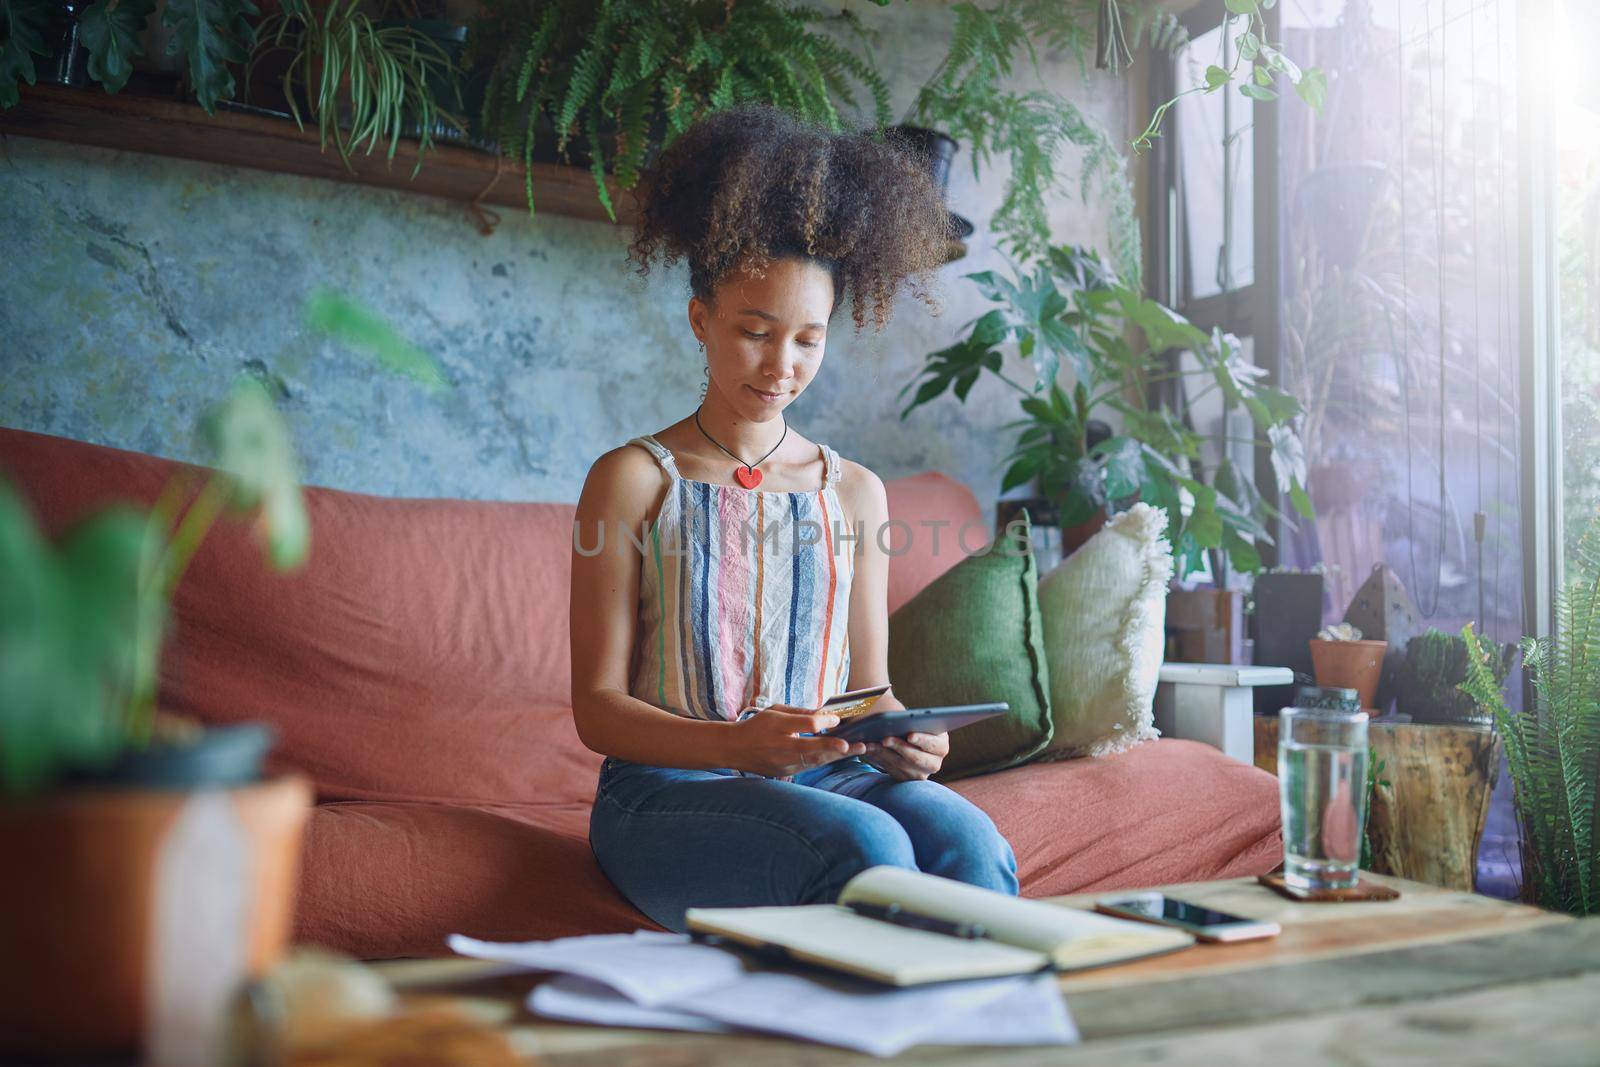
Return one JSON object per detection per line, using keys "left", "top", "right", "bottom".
{"left": 861, "top": 731, "right": 949, "bottom": 781}
{"left": 727, "top": 705, "right": 868, "bottom": 778}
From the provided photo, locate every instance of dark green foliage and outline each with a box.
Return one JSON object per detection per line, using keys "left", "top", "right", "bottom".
{"left": 470, "top": 0, "right": 890, "bottom": 219}
{"left": 0, "top": 0, "right": 58, "bottom": 109}
{"left": 1462, "top": 529, "right": 1600, "bottom": 916}
{"left": 80, "top": 0, "right": 158, "bottom": 94}
{"left": 908, "top": 0, "right": 1158, "bottom": 281}
{"left": 899, "top": 245, "right": 1310, "bottom": 577}
{"left": 0, "top": 488, "right": 155, "bottom": 792}
{"left": 1400, "top": 628, "right": 1515, "bottom": 725}
{"left": 162, "top": 0, "right": 260, "bottom": 114}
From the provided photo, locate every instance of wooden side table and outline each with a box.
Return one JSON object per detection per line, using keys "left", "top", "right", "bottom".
{"left": 1254, "top": 717, "right": 1501, "bottom": 892}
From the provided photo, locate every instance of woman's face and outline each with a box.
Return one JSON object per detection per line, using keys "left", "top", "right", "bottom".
{"left": 689, "top": 256, "right": 834, "bottom": 422}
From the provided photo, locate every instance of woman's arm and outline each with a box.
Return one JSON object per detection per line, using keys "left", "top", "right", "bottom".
{"left": 570, "top": 446, "right": 737, "bottom": 768}
{"left": 840, "top": 462, "right": 948, "bottom": 781}
{"left": 570, "top": 447, "right": 863, "bottom": 775}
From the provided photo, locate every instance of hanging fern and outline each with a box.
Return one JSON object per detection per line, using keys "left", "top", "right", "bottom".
{"left": 908, "top": 0, "right": 1147, "bottom": 283}
{"left": 468, "top": 0, "right": 890, "bottom": 220}
{"left": 1461, "top": 523, "right": 1600, "bottom": 917}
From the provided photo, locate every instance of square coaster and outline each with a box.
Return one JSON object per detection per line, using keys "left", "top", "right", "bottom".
{"left": 1257, "top": 873, "right": 1401, "bottom": 902}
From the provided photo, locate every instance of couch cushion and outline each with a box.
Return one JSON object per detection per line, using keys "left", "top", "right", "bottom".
{"left": 951, "top": 739, "right": 1283, "bottom": 897}
{"left": 888, "top": 510, "right": 1054, "bottom": 782}
{"left": 295, "top": 800, "right": 664, "bottom": 959}
{"left": 881, "top": 472, "right": 989, "bottom": 615}
{"left": 1035, "top": 502, "right": 1173, "bottom": 759}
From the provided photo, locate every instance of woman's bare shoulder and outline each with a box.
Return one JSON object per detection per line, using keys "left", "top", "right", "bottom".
{"left": 835, "top": 456, "right": 888, "bottom": 525}
{"left": 580, "top": 441, "right": 669, "bottom": 522}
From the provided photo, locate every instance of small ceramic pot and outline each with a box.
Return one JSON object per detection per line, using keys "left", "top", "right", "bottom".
{"left": 1309, "top": 638, "right": 1388, "bottom": 711}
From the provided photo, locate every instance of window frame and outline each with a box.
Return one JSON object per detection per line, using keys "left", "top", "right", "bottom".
{"left": 1146, "top": 0, "right": 1285, "bottom": 571}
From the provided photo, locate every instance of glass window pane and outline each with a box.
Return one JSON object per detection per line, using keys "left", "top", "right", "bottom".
{"left": 1271, "top": 0, "right": 1522, "bottom": 898}
{"left": 1176, "top": 19, "right": 1255, "bottom": 299}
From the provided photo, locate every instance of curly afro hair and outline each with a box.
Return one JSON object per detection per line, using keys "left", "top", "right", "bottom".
{"left": 628, "top": 105, "right": 949, "bottom": 331}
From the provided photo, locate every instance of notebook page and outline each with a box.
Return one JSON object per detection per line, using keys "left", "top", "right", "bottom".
{"left": 684, "top": 904, "right": 1049, "bottom": 985}
{"left": 837, "top": 867, "right": 1193, "bottom": 967}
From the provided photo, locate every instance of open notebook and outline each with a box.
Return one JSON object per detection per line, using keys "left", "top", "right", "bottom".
{"left": 685, "top": 866, "right": 1195, "bottom": 987}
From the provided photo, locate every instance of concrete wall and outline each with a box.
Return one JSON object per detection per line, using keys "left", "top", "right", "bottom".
{"left": 0, "top": 1, "right": 1130, "bottom": 530}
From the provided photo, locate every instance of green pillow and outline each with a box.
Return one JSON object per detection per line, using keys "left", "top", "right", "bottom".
{"left": 887, "top": 510, "right": 1053, "bottom": 782}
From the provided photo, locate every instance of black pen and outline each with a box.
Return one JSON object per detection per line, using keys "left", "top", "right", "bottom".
{"left": 844, "top": 900, "right": 990, "bottom": 940}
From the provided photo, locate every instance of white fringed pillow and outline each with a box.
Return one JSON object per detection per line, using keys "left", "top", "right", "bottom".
{"left": 1034, "top": 502, "right": 1173, "bottom": 759}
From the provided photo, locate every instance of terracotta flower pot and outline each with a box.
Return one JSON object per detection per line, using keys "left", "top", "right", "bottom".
{"left": 1309, "top": 638, "right": 1388, "bottom": 711}
{"left": 0, "top": 774, "right": 312, "bottom": 1057}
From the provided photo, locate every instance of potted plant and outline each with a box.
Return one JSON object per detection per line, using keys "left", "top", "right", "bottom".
{"left": 464, "top": 0, "right": 890, "bottom": 220}
{"left": 1399, "top": 628, "right": 1515, "bottom": 727}
{"left": 0, "top": 292, "right": 445, "bottom": 1057}
{"left": 1308, "top": 622, "right": 1386, "bottom": 712}
{"left": 249, "top": 0, "right": 465, "bottom": 175}
{"left": 1461, "top": 551, "right": 1597, "bottom": 915}
{"left": 898, "top": 243, "right": 1313, "bottom": 582}
{"left": 897, "top": 0, "right": 1144, "bottom": 278}
{"left": 0, "top": 377, "right": 313, "bottom": 1057}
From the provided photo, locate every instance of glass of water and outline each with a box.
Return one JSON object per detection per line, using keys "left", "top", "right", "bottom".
{"left": 1278, "top": 706, "right": 1370, "bottom": 889}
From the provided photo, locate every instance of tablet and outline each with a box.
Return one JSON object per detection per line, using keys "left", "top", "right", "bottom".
{"left": 819, "top": 703, "right": 1009, "bottom": 743}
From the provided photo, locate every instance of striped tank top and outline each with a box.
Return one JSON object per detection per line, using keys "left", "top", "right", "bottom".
{"left": 626, "top": 434, "right": 855, "bottom": 726}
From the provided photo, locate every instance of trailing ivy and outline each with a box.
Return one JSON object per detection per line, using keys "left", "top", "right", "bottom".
{"left": 469, "top": 0, "right": 890, "bottom": 219}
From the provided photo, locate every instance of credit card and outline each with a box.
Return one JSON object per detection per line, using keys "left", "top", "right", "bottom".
{"left": 820, "top": 684, "right": 891, "bottom": 718}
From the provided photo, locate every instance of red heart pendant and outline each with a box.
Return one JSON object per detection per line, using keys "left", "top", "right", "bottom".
{"left": 735, "top": 466, "right": 763, "bottom": 490}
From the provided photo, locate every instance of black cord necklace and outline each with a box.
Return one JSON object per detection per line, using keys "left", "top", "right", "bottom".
{"left": 694, "top": 406, "right": 787, "bottom": 490}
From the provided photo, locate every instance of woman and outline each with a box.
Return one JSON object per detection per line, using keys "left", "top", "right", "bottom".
{"left": 570, "top": 105, "right": 1018, "bottom": 933}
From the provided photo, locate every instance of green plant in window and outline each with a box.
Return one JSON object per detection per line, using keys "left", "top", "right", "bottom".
{"left": 467, "top": 0, "right": 890, "bottom": 220}
{"left": 1461, "top": 532, "right": 1600, "bottom": 917}
{"left": 899, "top": 244, "right": 1311, "bottom": 578}
{"left": 1131, "top": 0, "right": 1325, "bottom": 153}
{"left": 250, "top": 0, "right": 464, "bottom": 175}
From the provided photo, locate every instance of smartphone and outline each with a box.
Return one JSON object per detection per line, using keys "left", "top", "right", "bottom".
{"left": 1092, "top": 893, "right": 1281, "bottom": 943}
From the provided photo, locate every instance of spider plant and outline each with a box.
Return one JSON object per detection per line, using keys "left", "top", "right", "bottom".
{"left": 249, "top": 0, "right": 464, "bottom": 175}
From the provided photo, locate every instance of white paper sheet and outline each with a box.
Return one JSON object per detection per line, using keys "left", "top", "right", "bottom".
{"left": 446, "top": 931, "right": 747, "bottom": 1007}
{"left": 452, "top": 930, "right": 1079, "bottom": 1057}
{"left": 528, "top": 971, "right": 1076, "bottom": 1055}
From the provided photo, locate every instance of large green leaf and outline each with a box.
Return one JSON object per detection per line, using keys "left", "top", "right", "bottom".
{"left": 0, "top": 0, "right": 57, "bottom": 108}
{"left": 0, "top": 483, "right": 149, "bottom": 794}
{"left": 162, "top": 0, "right": 259, "bottom": 114}
{"left": 80, "top": 0, "right": 156, "bottom": 93}
{"left": 304, "top": 288, "right": 449, "bottom": 392}
{"left": 199, "top": 377, "right": 309, "bottom": 570}
{"left": 1095, "top": 435, "right": 1144, "bottom": 501}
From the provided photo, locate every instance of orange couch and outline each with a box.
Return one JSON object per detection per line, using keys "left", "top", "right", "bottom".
{"left": 1, "top": 427, "right": 1283, "bottom": 959}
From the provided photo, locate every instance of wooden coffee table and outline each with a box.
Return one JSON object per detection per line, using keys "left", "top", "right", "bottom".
{"left": 377, "top": 872, "right": 1600, "bottom": 1065}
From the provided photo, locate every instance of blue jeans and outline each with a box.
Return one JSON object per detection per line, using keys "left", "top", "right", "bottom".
{"left": 589, "top": 754, "right": 1020, "bottom": 933}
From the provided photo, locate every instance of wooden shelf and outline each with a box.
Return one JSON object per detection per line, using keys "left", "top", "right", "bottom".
{"left": 2, "top": 83, "right": 970, "bottom": 259}
{"left": 1, "top": 83, "right": 636, "bottom": 227}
